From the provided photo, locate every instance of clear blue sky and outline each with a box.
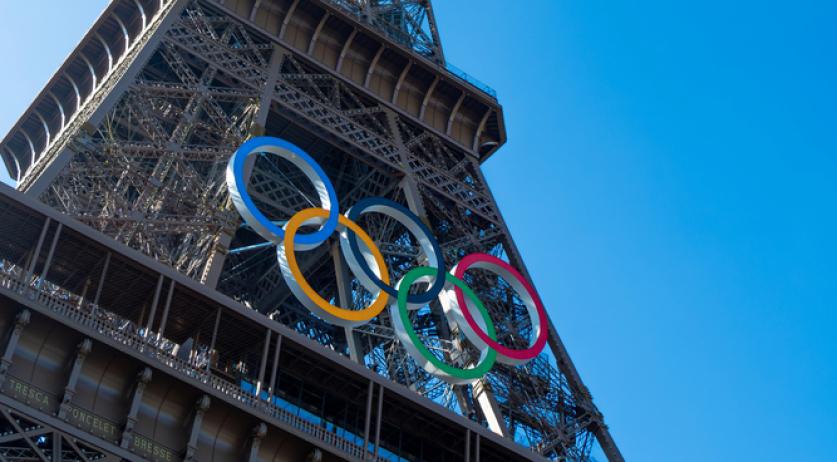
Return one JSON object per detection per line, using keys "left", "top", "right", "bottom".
{"left": 1, "top": 1, "right": 835, "bottom": 461}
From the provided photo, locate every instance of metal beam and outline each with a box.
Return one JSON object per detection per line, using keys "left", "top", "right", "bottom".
{"left": 23, "top": 218, "right": 50, "bottom": 283}
{"left": 39, "top": 222, "right": 62, "bottom": 281}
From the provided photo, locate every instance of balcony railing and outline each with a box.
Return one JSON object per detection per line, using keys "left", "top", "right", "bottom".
{"left": 445, "top": 62, "right": 498, "bottom": 100}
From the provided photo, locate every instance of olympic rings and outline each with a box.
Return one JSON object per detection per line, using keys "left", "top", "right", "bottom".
{"left": 226, "top": 136, "right": 549, "bottom": 382}
{"left": 450, "top": 253, "right": 549, "bottom": 365}
{"left": 392, "top": 267, "right": 496, "bottom": 385}
{"left": 227, "top": 137, "right": 339, "bottom": 248}
{"left": 342, "top": 197, "right": 446, "bottom": 307}
{"left": 278, "top": 208, "right": 391, "bottom": 327}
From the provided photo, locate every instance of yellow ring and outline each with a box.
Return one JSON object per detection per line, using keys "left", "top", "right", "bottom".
{"left": 284, "top": 208, "right": 390, "bottom": 322}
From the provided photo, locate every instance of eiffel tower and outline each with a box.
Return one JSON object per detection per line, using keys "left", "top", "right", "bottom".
{"left": 0, "top": 1, "right": 622, "bottom": 460}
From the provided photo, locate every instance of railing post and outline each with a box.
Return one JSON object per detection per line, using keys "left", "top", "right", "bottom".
{"left": 156, "top": 280, "right": 176, "bottom": 339}
{"left": 23, "top": 218, "right": 50, "bottom": 283}
{"left": 184, "top": 395, "right": 210, "bottom": 461}
{"left": 92, "top": 252, "right": 111, "bottom": 306}
{"left": 267, "top": 333, "right": 281, "bottom": 397}
{"left": 256, "top": 329, "right": 270, "bottom": 396}
{"left": 207, "top": 307, "right": 222, "bottom": 371}
{"left": 77, "top": 278, "right": 91, "bottom": 307}
{"left": 373, "top": 383, "right": 384, "bottom": 459}
{"left": 143, "top": 275, "right": 165, "bottom": 338}
{"left": 58, "top": 338, "right": 92, "bottom": 419}
{"left": 121, "top": 367, "right": 152, "bottom": 449}
{"left": 40, "top": 222, "right": 63, "bottom": 282}
{"left": 362, "top": 379, "right": 374, "bottom": 460}
{"left": 247, "top": 422, "right": 267, "bottom": 462}
{"left": 331, "top": 243, "right": 363, "bottom": 363}
{"left": 0, "top": 309, "right": 30, "bottom": 387}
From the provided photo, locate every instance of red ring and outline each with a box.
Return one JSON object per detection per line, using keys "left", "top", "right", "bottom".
{"left": 452, "top": 253, "right": 549, "bottom": 363}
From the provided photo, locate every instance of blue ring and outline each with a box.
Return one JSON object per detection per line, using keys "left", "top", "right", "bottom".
{"left": 230, "top": 136, "right": 339, "bottom": 246}
{"left": 346, "top": 197, "right": 446, "bottom": 304}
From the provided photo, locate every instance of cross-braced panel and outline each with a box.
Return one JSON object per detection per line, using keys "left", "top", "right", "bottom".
{"left": 0, "top": 407, "right": 117, "bottom": 461}
{"left": 42, "top": 5, "right": 275, "bottom": 278}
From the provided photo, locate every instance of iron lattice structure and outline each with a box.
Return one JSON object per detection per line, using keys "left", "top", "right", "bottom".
{"left": 0, "top": 0, "right": 622, "bottom": 460}
{"left": 327, "top": 0, "right": 445, "bottom": 63}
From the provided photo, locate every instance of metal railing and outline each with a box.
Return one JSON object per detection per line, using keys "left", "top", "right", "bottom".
{"left": 445, "top": 62, "right": 498, "bottom": 100}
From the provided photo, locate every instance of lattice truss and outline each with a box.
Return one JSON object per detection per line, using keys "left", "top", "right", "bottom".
{"left": 325, "top": 0, "right": 444, "bottom": 63}
{"left": 0, "top": 407, "right": 116, "bottom": 461}
{"left": 42, "top": 6, "right": 272, "bottom": 278}
{"left": 39, "top": 2, "right": 594, "bottom": 460}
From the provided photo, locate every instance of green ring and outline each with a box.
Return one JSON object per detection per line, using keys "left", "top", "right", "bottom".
{"left": 396, "top": 266, "right": 497, "bottom": 380}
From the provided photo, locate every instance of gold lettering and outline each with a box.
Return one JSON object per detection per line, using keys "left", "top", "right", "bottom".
{"left": 130, "top": 436, "right": 174, "bottom": 461}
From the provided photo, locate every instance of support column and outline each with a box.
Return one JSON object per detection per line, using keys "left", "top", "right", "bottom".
{"left": 267, "top": 333, "right": 281, "bottom": 397}
{"left": 254, "top": 45, "right": 284, "bottom": 131}
{"left": 465, "top": 428, "right": 471, "bottom": 462}
{"left": 184, "top": 395, "right": 211, "bottom": 461}
{"left": 207, "top": 307, "right": 222, "bottom": 371}
{"left": 471, "top": 379, "right": 509, "bottom": 438}
{"left": 247, "top": 422, "right": 267, "bottom": 462}
{"left": 332, "top": 242, "right": 363, "bottom": 363}
{"left": 121, "top": 367, "right": 152, "bottom": 449}
{"left": 23, "top": 218, "right": 50, "bottom": 283}
{"left": 373, "top": 383, "right": 384, "bottom": 459}
{"left": 40, "top": 222, "right": 63, "bottom": 282}
{"left": 256, "top": 329, "right": 270, "bottom": 396}
{"left": 144, "top": 275, "right": 165, "bottom": 338}
{"left": 58, "top": 338, "right": 92, "bottom": 419}
{"left": 156, "top": 281, "right": 176, "bottom": 340}
{"left": 361, "top": 380, "right": 374, "bottom": 460}
{"left": 92, "top": 252, "right": 111, "bottom": 306}
{"left": 77, "top": 278, "right": 91, "bottom": 307}
{"left": 0, "top": 309, "right": 30, "bottom": 387}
